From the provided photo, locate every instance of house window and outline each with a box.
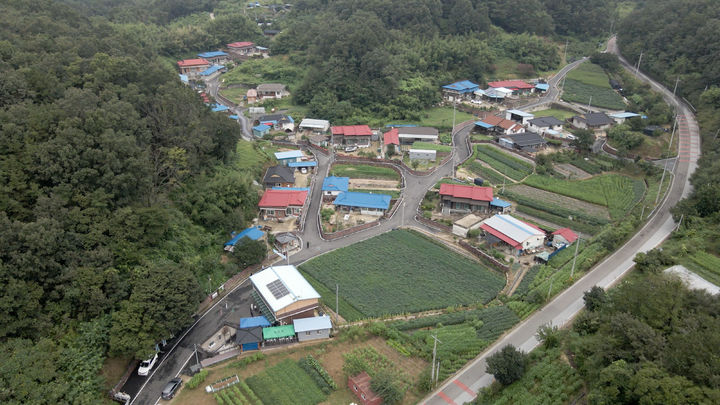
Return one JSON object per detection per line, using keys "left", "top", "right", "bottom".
{"left": 286, "top": 208, "right": 292, "bottom": 215}
{"left": 305, "top": 331, "right": 311, "bottom": 335}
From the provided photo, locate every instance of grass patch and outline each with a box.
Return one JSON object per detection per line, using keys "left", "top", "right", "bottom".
{"left": 222, "top": 56, "right": 306, "bottom": 90}
{"left": 566, "top": 62, "right": 613, "bottom": 88}
{"left": 330, "top": 164, "right": 400, "bottom": 181}
{"left": 392, "top": 107, "right": 475, "bottom": 130}
{"left": 299, "top": 269, "right": 366, "bottom": 322}
{"left": 523, "top": 173, "right": 645, "bottom": 219}
{"left": 411, "top": 141, "right": 452, "bottom": 152}
{"left": 562, "top": 78, "right": 625, "bottom": 110}
{"left": 530, "top": 108, "right": 575, "bottom": 121}
{"left": 218, "top": 86, "right": 247, "bottom": 105}
{"left": 513, "top": 205, "right": 601, "bottom": 235}
{"left": 298, "top": 230, "right": 505, "bottom": 320}
{"left": 680, "top": 252, "right": 720, "bottom": 287}
{"left": 234, "top": 140, "right": 277, "bottom": 176}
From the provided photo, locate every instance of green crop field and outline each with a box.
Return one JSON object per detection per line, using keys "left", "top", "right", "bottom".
{"left": 474, "top": 145, "right": 534, "bottom": 181}
{"left": 330, "top": 164, "right": 400, "bottom": 181}
{"left": 464, "top": 160, "right": 508, "bottom": 185}
{"left": 392, "top": 107, "right": 475, "bottom": 130}
{"left": 244, "top": 360, "right": 326, "bottom": 405}
{"left": 298, "top": 230, "right": 505, "bottom": 320}
{"left": 562, "top": 78, "right": 625, "bottom": 110}
{"left": 530, "top": 108, "right": 576, "bottom": 121}
{"left": 411, "top": 141, "right": 452, "bottom": 152}
{"left": 567, "top": 62, "right": 613, "bottom": 88}
{"left": 523, "top": 174, "right": 645, "bottom": 219}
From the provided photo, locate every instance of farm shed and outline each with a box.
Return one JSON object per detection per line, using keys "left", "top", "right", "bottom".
{"left": 333, "top": 192, "right": 392, "bottom": 216}
{"left": 258, "top": 114, "right": 295, "bottom": 132}
{"left": 552, "top": 227, "right": 578, "bottom": 248}
{"left": 299, "top": 118, "right": 330, "bottom": 133}
{"left": 253, "top": 124, "right": 270, "bottom": 138}
{"left": 236, "top": 316, "right": 270, "bottom": 351}
{"left": 488, "top": 80, "right": 535, "bottom": 95}
{"left": 409, "top": 149, "right": 436, "bottom": 161}
{"left": 439, "top": 183, "right": 493, "bottom": 215}
{"left": 262, "top": 325, "right": 295, "bottom": 345}
{"left": 263, "top": 165, "right": 295, "bottom": 188}
{"left": 442, "top": 80, "right": 480, "bottom": 101}
{"left": 258, "top": 189, "right": 308, "bottom": 220}
{"left": 250, "top": 265, "right": 321, "bottom": 323}
{"left": 274, "top": 232, "right": 299, "bottom": 253}
{"left": 609, "top": 112, "right": 641, "bottom": 124}
{"left": 199, "top": 65, "right": 226, "bottom": 81}
{"left": 274, "top": 150, "right": 304, "bottom": 166}
{"left": 490, "top": 197, "right": 512, "bottom": 213}
{"left": 481, "top": 214, "right": 546, "bottom": 255}
{"left": 505, "top": 109, "right": 535, "bottom": 125}
{"left": 322, "top": 176, "right": 349, "bottom": 197}
{"left": 288, "top": 161, "right": 317, "bottom": 173}
{"left": 398, "top": 127, "right": 439, "bottom": 146}
{"left": 293, "top": 315, "right": 332, "bottom": 342}
{"left": 535, "top": 83, "right": 550, "bottom": 92}
{"left": 331, "top": 125, "right": 373, "bottom": 146}
{"left": 453, "top": 214, "right": 484, "bottom": 238}
{"left": 349, "top": 372, "right": 383, "bottom": 405}
{"left": 572, "top": 112, "right": 613, "bottom": 130}
{"left": 224, "top": 226, "right": 265, "bottom": 252}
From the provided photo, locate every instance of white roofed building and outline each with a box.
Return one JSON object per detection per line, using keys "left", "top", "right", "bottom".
{"left": 480, "top": 214, "right": 546, "bottom": 255}
{"left": 299, "top": 119, "right": 330, "bottom": 133}
{"left": 250, "top": 265, "right": 321, "bottom": 323}
{"left": 293, "top": 316, "right": 332, "bottom": 342}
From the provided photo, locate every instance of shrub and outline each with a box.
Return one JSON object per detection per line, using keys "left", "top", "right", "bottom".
{"left": 186, "top": 369, "right": 209, "bottom": 389}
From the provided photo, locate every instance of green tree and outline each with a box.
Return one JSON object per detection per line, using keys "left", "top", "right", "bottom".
{"left": 370, "top": 372, "right": 403, "bottom": 404}
{"left": 486, "top": 345, "right": 527, "bottom": 385}
{"left": 571, "top": 129, "right": 595, "bottom": 153}
{"left": 633, "top": 249, "right": 674, "bottom": 274}
{"left": 583, "top": 286, "right": 607, "bottom": 312}
{"left": 230, "top": 239, "right": 267, "bottom": 269}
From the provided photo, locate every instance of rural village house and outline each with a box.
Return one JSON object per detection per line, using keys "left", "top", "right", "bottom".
{"left": 258, "top": 189, "right": 307, "bottom": 220}
{"left": 322, "top": 176, "right": 349, "bottom": 199}
{"left": 257, "top": 114, "right": 295, "bottom": 132}
{"left": 333, "top": 191, "right": 392, "bottom": 216}
{"left": 487, "top": 80, "right": 535, "bottom": 96}
{"left": 177, "top": 58, "right": 210, "bottom": 79}
{"left": 250, "top": 265, "right": 321, "bottom": 323}
{"left": 572, "top": 112, "right": 614, "bottom": 131}
{"left": 480, "top": 214, "right": 546, "bottom": 255}
{"left": 197, "top": 51, "right": 230, "bottom": 65}
{"left": 527, "top": 116, "right": 565, "bottom": 135}
{"left": 227, "top": 41, "right": 256, "bottom": 56}
{"left": 552, "top": 227, "right": 579, "bottom": 249}
{"left": 235, "top": 316, "right": 270, "bottom": 352}
{"left": 442, "top": 80, "right": 480, "bottom": 102}
{"left": 498, "top": 132, "right": 548, "bottom": 153}
{"left": 274, "top": 150, "right": 303, "bottom": 166}
{"left": 256, "top": 83, "right": 288, "bottom": 99}
{"left": 398, "top": 126, "right": 439, "bottom": 147}
{"left": 331, "top": 125, "right": 373, "bottom": 146}
{"left": 439, "top": 183, "right": 494, "bottom": 215}
{"left": 263, "top": 165, "right": 295, "bottom": 188}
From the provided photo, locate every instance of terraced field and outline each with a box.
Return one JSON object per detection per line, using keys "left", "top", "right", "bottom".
{"left": 505, "top": 185, "right": 610, "bottom": 219}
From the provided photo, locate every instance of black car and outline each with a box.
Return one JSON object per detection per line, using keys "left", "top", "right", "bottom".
{"left": 161, "top": 378, "right": 182, "bottom": 400}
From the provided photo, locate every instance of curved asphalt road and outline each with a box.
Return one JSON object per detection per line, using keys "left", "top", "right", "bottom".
{"left": 421, "top": 36, "right": 701, "bottom": 405}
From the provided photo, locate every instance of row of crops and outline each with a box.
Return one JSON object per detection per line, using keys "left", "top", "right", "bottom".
{"left": 298, "top": 230, "right": 505, "bottom": 320}
{"left": 464, "top": 159, "right": 509, "bottom": 185}
{"left": 241, "top": 359, "right": 331, "bottom": 405}
{"left": 475, "top": 347, "right": 583, "bottom": 404}
{"left": 213, "top": 381, "right": 263, "bottom": 405}
{"left": 501, "top": 189, "right": 610, "bottom": 229}
{"left": 561, "top": 78, "right": 625, "bottom": 110}
{"left": 523, "top": 174, "right": 645, "bottom": 219}
{"left": 475, "top": 145, "right": 534, "bottom": 181}
{"left": 513, "top": 205, "right": 600, "bottom": 235}
{"left": 330, "top": 164, "right": 400, "bottom": 181}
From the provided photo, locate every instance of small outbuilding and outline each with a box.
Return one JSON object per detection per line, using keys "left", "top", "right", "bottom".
{"left": 253, "top": 124, "right": 271, "bottom": 138}
{"left": 453, "top": 214, "right": 484, "bottom": 238}
{"left": 299, "top": 118, "right": 330, "bottom": 134}
{"left": 505, "top": 109, "right": 535, "bottom": 125}
{"left": 263, "top": 165, "right": 295, "bottom": 188}
{"left": 439, "top": 183, "right": 494, "bottom": 215}
{"left": 293, "top": 316, "right": 332, "bottom": 342}
{"left": 274, "top": 150, "right": 304, "bottom": 166}
{"left": 349, "top": 372, "right": 383, "bottom": 405}
{"left": 236, "top": 316, "right": 271, "bottom": 351}
{"left": 551, "top": 228, "right": 578, "bottom": 248}
{"left": 322, "top": 176, "right": 350, "bottom": 198}
{"left": 333, "top": 192, "right": 392, "bottom": 216}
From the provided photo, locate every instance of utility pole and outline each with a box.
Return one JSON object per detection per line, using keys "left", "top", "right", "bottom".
{"left": 563, "top": 39, "right": 569, "bottom": 63}
{"left": 194, "top": 344, "right": 200, "bottom": 369}
{"left": 587, "top": 96, "right": 593, "bottom": 110}
{"left": 673, "top": 76, "right": 680, "bottom": 96}
{"left": 640, "top": 205, "right": 645, "bottom": 219}
{"left": 430, "top": 334, "right": 441, "bottom": 384}
{"left": 435, "top": 362, "right": 441, "bottom": 384}
{"left": 402, "top": 201, "right": 406, "bottom": 227}
{"left": 570, "top": 238, "right": 581, "bottom": 279}
{"left": 635, "top": 51, "right": 643, "bottom": 78}
{"left": 452, "top": 100, "right": 457, "bottom": 137}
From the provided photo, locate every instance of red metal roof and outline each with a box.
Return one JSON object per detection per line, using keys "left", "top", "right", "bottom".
{"left": 552, "top": 227, "right": 578, "bottom": 243}
{"left": 383, "top": 128, "right": 399, "bottom": 145}
{"left": 227, "top": 41, "right": 254, "bottom": 48}
{"left": 439, "top": 184, "right": 493, "bottom": 202}
{"left": 331, "top": 125, "right": 372, "bottom": 136}
{"left": 482, "top": 115, "right": 504, "bottom": 126}
{"left": 177, "top": 58, "right": 210, "bottom": 67}
{"left": 480, "top": 223, "right": 522, "bottom": 249}
{"left": 258, "top": 189, "right": 307, "bottom": 208}
{"left": 487, "top": 80, "right": 535, "bottom": 90}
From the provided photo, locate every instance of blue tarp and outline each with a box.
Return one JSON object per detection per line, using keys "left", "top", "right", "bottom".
{"left": 475, "top": 121, "right": 495, "bottom": 129}
{"left": 239, "top": 316, "right": 271, "bottom": 329}
{"left": 322, "top": 176, "right": 349, "bottom": 192}
{"left": 288, "top": 161, "right": 318, "bottom": 167}
{"left": 228, "top": 115, "right": 239, "bottom": 119}
{"left": 225, "top": 226, "right": 265, "bottom": 246}
{"left": 274, "top": 150, "right": 303, "bottom": 160}
{"left": 442, "top": 80, "right": 480, "bottom": 93}
{"left": 200, "top": 65, "right": 225, "bottom": 76}
{"left": 535, "top": 83, "right": 550, "bottom": 91}
{"left": 334, "top": 192, "right": 391, "bottom": 210}
{"left": 212, "top": 105, "right": 229, "bottom": 112}
{"left": 491, "top": 198, "right": 512, "bottom": 208}
{"left": 198, "top": 51, "right": 228, "bottom": 58}
{"left": 178, "top": 74, "right": 188, "bottom": 83}
{"left": 253, "top": 124, "right": 271, "bottom": 132}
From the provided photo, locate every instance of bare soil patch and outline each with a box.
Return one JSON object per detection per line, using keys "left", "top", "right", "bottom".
{"left": 348, "top": 179, "right": 400, "bottom": 189}
{"left": 553, "top": 163, "right": 592, "bottom": 180}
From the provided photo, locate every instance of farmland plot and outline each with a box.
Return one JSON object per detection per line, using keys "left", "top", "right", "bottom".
{"left": 330, "top": 164, "right": 400, "bottom": 181}
{"left": 562, "top": 78, "right": 625, "bottom": 110}
{"left": 523, "top": 174, "right": 645, "bottom": 219}
{"left": 505, "top": 185, "right": 610, "bottom": 219}
{"left": 298, "top": 230, "right": 505, "bottom": 320}
{"left": 475, "top": 145, "right": 534, "bottom": 181}
{"left": 244, "top": 360, "right": 326, "bottom": 405}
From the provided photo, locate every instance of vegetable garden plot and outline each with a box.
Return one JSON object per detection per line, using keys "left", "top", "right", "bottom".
{"left": 330, "top": 164, "right": 400, "bottom": 181}
{"left": 299, "top": 230, "right": 505, "bottom": 319}
{"left": 474, "top": 145, "right": 534, "bottom": 181}
{"left": 245, "top": 360, "right": 326, "bottom": 405}
{"left": 505, "top": 185, "right": 610, "bottom": 220}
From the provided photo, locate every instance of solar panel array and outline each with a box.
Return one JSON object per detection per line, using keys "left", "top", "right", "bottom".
{"left": 266, "top": 279, "right": 289, "bottom": 299}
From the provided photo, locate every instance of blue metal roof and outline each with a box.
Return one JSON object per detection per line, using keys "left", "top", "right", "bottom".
{"left": 178, "top": 74, "right": 188, "bottom": 83}
{"left": 334, "top": 192, "right": 391, "bottom": 210}
{"left": 490, "top": 198, "right": 512, "bottom": 208}
{"left": 225, "top": 226, "right": 265, "bottom": 246}
{"left": 293, "top": 316, "right": 332, "bottom": 333}
{"left": 200, "top": 65, "right": 225, "bottom": 76}
{"left": 253, "top": 124, "right": 270, "bottom": 131}
{"left": 274, "top": 150, "right": 303, "bottom": 160}
{"left": 229, "top": 115, "right": 239, "bottom": 119}
{"left": 475, "top": 121, "right": 495, "bottom": 129}
{"left": 609, "top": 112, "right": 641, "bottom": 119}
{"left": 442, "top": 80, "right": 480, "bottom": 93}
{"left": 288, "top": 161, "right": 318, "bottom": 167}
{"left": 385, "top": 124, "right": 417, "bottom": 128}
{"left": 272, "top": 187, "right": 310, "bottom": 191}
{"left": 212, "top": 105, "right": 229, "bottom": 112}
{"left": 322, "top": 176, "right": 349, "bottom": 192}
{"left": 286, "top": 115, "right": 295, "bottom": 123}
{"left": 239, "top": 316, "right": 271, "bottom": 329}
{"left": 535, "top": 83, "right": 550, "bottom": 91}
{"left": 198, "top": 51, "right": 229, "bottom": 58}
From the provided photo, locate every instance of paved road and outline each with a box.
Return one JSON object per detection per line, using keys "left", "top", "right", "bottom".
{"left": 421, "top": 36, "right": 701, "bottom": 405}
{"left": 519, "top": 57, "right": 588, "bottom": 110}
{"left": 205, "top": 77, "right": 253, "bottom": 140}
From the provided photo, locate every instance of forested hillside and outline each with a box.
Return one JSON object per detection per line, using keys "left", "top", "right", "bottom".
{"left": 0, "top": 1, "right": 262, "bottom": 402}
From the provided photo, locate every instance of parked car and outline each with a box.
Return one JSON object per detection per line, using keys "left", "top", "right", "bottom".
{"left": 137, "top": 353, "right": 158, "bottom": 376}
{"left": 161, "top": 378, "right": 183, "bottom": 400}
{"left": 344, "top": 145, "right": 358, "bottom": 152}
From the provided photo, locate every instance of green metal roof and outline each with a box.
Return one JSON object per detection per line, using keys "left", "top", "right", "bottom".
{"left": 262, "top": 325, "right": 295, "bottom": 339}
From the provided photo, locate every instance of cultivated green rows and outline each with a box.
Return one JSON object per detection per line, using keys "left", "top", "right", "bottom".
{"left": 299, "top": 230, "right": 505, "bottom": 319}
{"left": 475, "top": 145, "right": 534, "bottom": 181}
{"left": 244, "top": 360, "right": 326, "bottom": 405}
{"left": 561, "top": 78, "right": 625, "bottom": 109}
